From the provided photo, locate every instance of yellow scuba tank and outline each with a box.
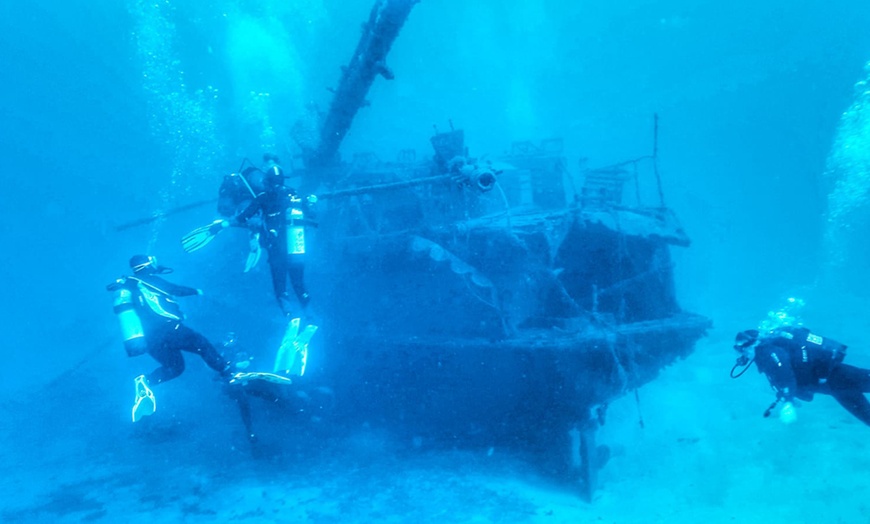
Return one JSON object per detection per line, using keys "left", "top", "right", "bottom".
{"left": 288, "top": 207, "right": 306, "bottom": 255}
{"left": 112, "top": 283, "right": 147, "bottom": 357}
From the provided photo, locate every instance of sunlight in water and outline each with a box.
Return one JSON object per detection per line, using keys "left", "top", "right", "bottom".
{"left": 225, "top": 12, "right": 307, "bottom": 152}
{"left": 128, "top": 0, "right": 223, "bottom": 249}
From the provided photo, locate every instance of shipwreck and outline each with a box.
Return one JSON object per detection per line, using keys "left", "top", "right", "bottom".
{"left": 113, "top": 0, "right": 710, "bottom": 500}
{"left": 285, "top": 0, "right": 711, "bottom": 500}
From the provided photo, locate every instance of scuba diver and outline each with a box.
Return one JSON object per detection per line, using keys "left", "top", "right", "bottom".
{"left": 220, "top": 333, "right": 294, "bottom": 444}
{"left": 219, "top": 327, "right": 327, "bottom": 444}
{"left": 181, "top": 154, "right": 317, "bottom": 317}
{"left": 235, "top": 154, "right": 317, "bottom": 317}
{"left": 731, "top": 326, "right": 870, "bottom": 426}
{"left": 107, "top": 254, "right": 233, "bottom": 422}
{"left": 181, "top": 159, "right": 267, "bottom": 272}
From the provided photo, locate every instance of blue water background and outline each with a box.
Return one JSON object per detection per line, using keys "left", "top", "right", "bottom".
{"left": 3, "top": 0, "right": 870, "bottom": 521}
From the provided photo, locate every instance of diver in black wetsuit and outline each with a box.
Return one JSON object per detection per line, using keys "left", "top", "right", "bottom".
{"left": 731, "top": 326, "right": 870, "bottom": 425}
{"left": 126, "top": 254, "right": 231, "bottom": 384}
{"left": 219, "top": 334, "right": 284, "bottom": 444}
{"left": 108, "top": 255, "right": 233, "bottom": 421}
{"left": 236, "top": 154, "right": 316, "bottom": 316}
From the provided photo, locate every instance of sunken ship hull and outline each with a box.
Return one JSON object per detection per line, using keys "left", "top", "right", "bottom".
{"left": 291, "top": 0, "right": 708, "bottom": 498}
{"left": 102, "top": 0, "right": 708, "bottom": 501}
{"left": 303, "top": 132, "right": 709, "bottom": 498}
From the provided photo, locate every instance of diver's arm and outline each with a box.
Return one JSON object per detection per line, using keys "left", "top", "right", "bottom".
{"left": 236, "top": 193, "right": 266, "bottom": 223}
{"left": 148, "top": 276, "right": 201, "bottom": 297}
{"left": 757, "top": 344, "right": 798, "bottom": 402}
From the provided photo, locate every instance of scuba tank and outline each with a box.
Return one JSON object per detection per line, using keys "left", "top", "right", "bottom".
{"left": 288, "top": 206, "right": 306, "bottom": 255}
{"left": 286, "top": 193, "right": 316, "bottom": 255}
{"left": 109, "top": 279, "right": 147, "bottom": 357}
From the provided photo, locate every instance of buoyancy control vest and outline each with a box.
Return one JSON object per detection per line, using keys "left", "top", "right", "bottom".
{"left": 771, "top": 326, "right": 847, "bottom": 384}
{"left": 128, "top": 277, "right": 185, "bottom": 323}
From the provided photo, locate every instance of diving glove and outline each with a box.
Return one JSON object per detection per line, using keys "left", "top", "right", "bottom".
{"left": 779, "top": 401, "right": 797, "bottom": 424}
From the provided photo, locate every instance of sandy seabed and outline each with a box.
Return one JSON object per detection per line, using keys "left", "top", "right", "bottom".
{"left": 2, "top": 333, "right": 868, "bottom": 524}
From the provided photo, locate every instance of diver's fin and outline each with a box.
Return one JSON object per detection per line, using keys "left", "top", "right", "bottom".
{"left": 181, "top": 219, "right": 227, "bottom": 253}
{"left": 288, "top": 324, "right": 318, "bottom": 377}
{"left": 274, "top": 321, "right": 318, "bottom": 377}
{"left": 274, "top": 318, "right": 301, "bottom": 373}
{"left": 230, "top": 371, "right": 293, "bottom": 386}
{"left": 243, "top": 233, "right": 262, "bottom": 272}
{"left": 132, "top": 375, "right": 156, "bottom": 423}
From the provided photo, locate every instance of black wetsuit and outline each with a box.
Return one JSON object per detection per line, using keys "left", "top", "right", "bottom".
{"left": 237, "top": 169, "right": 312, "bottom": 314}
{"left": 126, "top": 274, "right": 229, "bottom": 384}
{"left": 754, "top": 327, "right": 870, "bottom": 425}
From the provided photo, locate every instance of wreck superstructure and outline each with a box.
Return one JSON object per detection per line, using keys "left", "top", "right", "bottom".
{"left": 300, "top": 130, "right": 708, "bottom": 499}
{"left": 281, "top": 0, "right": 710, "bottom": 500}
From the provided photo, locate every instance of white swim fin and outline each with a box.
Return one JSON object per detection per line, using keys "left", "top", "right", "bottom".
{"left": 132, "top": 375, "right": 156, "bottom": 422}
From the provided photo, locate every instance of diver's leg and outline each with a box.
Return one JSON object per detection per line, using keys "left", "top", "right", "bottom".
{"left": 829, "top": 364, "right": 870, "bottom": 392}
{"left": 288, "top": 256, "right": 310, "bottom": 309}
{"left": 267, "top": 249, "right": 291, "bottom": 312}
{"left": 270, "top": 256, "right": 288, "bottom": 299}
{"left": 827, "top": 365, "right": 870, "bottom": 425}
{"left": 225, "top": 385, "right": 256, "bottom": 442}
{"left": 146, "top": 336, "right": 185, "bottom": 385}
{"left": 829, "top": 390, "right": 870, "bottom": 426}
{"left": 848, "top": 364, "right": 870, "bottom": 392}
{"left": 176, "top": 325, "right": 231, "bottom": 378}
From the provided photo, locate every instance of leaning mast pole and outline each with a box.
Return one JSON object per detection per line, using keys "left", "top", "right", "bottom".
{"left": 306, "top": 0, "right": 418, "bottom": 174}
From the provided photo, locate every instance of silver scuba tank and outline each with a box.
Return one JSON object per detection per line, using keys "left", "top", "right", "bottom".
{"left": 288, "top": 207, "right": 306, "bottom": 255}
{"left": 113, "top": 283, "right": 147, "bottom": 357}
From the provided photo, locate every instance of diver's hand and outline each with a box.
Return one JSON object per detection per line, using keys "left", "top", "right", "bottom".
{"left": 196, "top": 289, "right": 204, "bottom": 296}
{"left": 245, "top": 215, "right": 264, "bottom": 229}
{"left": 779, "top": 402, "right": 797, "bottom": 424}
